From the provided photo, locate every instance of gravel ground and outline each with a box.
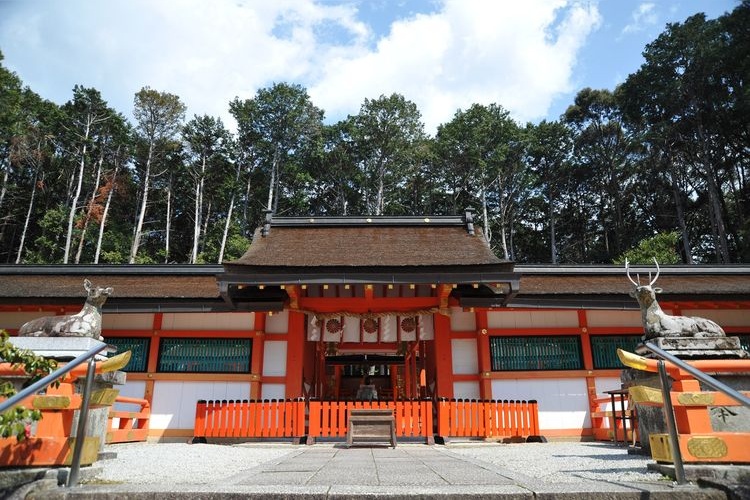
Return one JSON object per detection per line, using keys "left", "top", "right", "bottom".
{"left": 90, "top": 441, "right": 668, "bottom": 487}
{"left": 91, "top": 442, "right": 297, "bottom": 485}
{"left": 444, "top": 441, "right": 667, "bottom": 485}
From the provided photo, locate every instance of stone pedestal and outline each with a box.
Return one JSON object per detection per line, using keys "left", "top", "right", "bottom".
{"left": 6, "top": 337, "right": 125, "bottom": 454}
{"left": 636, "top": 336, "right": 749, "bottom": 359}
{"left": 623, "top": 335, "right": 750, "bottom": 455}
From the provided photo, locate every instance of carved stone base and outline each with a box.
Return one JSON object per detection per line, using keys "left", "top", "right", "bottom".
{"left": 635, "top": 336, "right": 749, "bottom": 359}
{"left": 621, "top": 367, "right": 750, "bottom": 456}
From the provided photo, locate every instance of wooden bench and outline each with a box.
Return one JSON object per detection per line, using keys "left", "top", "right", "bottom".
{"left": 346, "top": 409, "right": 396, "bottom": 448}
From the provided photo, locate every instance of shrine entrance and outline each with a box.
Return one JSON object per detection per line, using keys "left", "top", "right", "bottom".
{"left": 315, "top": 342, "right": 430, "bottom": 401}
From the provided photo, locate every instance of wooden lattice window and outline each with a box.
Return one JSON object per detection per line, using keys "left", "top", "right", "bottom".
{"left": 104, "top": 337, "right": 149, "bottom": 372}
{"left": 158, "top": 338, "right": 252, "bottom": 373}
{"left": 490, "top": 336, "right": 583, "bottom": 371}
{"left": 590, "top": 335, "right": 643, "bottom": 369}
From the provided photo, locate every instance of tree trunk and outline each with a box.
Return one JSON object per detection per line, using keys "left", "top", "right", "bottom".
{"left": 549, "top": 197, "right": 558, "bottom": 264}
{"left": 267, "top": 148, "right": 278, "bottom": 213}
{"left": 0, "top": 156, "right": 9, "bottom": 212}
{"left": 129, "top": 142, "right": 154, "bottom": 263}
{"left": 191, "top": 157, "right": 206, "bottom": 264}
{"left": 219, "top": 162, "right": 242, "bottom": 264}
{"left": 15, "top": 167, "right": 39, "bottom": 264}
{"left": 74, "top": 151, "right": 104, "bottom": 264}
{"left": 218, "top": 195, "right": 235, "bottom": 264}
{"left": 94, "top": 161, "right": 120, "bottom": 264}
{"left": 165, "top": 177, "right": 172, "bottom": 264}
{"left": 64, "top": 119, "right": 91, "bottom": 263}
{"left": 669, "top": 169, "right": 693, "bottom": 265}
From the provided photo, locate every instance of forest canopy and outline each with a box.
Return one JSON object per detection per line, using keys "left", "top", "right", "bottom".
{"left": 0, "top": 3, "right": 748, "bottom": 265}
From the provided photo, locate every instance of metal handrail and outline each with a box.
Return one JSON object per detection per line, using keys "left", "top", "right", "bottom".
{"left": 644, "top": 342, "right": 750, "bottom": 408}
{"left": 643, "top": 341, "right": 750, "bottom": 486}
{"left": 0, "top": 340, "right": 111, "bottom": 488}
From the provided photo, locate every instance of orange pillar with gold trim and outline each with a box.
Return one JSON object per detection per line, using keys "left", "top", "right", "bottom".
{"left": 144, "top": 313, "right": 162, "bottom": 405}
{"left": 250, "top": 313, "right": 266, "bottom": 400}
{"left": 286, "top": 311, "right": 305, "bottom": 399}
{"left": 579, "top": 310, "right": 598, "bottom": 439}
{"left": 476, "top": 310, "right": 492, "bottom": 399}
{"left": 433, "top": 313, "right": 454, "bottom": 399}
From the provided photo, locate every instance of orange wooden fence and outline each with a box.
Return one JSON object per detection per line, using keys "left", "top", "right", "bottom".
{"left": 193, "top": 398, "right": 540, "bottom": 443}
{"left": 436, "top": 399, "right": 540, "bottom": 440}
{"left": 193, "top": 399, "right": 305, "bottom": 439}
{"left": 307, "top": 400, "right": 433, "bottom": 443}
{"left": 107, "top": 395, "right": 151, "bottom": 444}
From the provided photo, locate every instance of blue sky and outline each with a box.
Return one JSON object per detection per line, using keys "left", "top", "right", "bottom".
{"left": 0, "top": 0, "right": 737, "bottom": 133}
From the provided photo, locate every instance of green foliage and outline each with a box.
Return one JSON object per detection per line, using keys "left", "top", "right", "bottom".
{"left": 0, "top": 331, "right": 57, "bottom": 441}
{"left": 613, "top": 231, "right": 681, "bottom": 264}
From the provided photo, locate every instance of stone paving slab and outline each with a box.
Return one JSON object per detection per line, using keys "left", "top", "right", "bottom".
{"left": 22, "top": 442, "right": 734, "bottom": 499}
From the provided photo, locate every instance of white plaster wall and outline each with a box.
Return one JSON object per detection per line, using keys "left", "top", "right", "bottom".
{"left": 0, "top": 312, "right": 47, "bottom": 329}
{"left": 150, "top": 381, "right": 250, "bottom": 429}
{"left": 264, "top": 311, "right": 288, "bottom": 333}
{"left": 594, "top": 377, "right": 623, "bottom": 425}
{"left": 682, "top": 309, "right": 749, "bottom": 327}
{"left": 595, "top": 377, "right": 622, "bottom": 395}
{"left": 261, "top": 383, "right": 286, "bottom": 400}
{"left": 102, "top": 313, "right": 154, "bottom": 330}
{"left": 585, "top": 310, "right": 641, "bottom": 328}
{"left": 487, "top": 310, "right": 579, "bottom": 329}
{"left": 450, "top": 307, "right": 476, "bottom": 331}
{"left": 112, "top": 380, "right": 147, "bottom": 413}
{"left": 491, "top": 378, "right": 590, "bottom": 430}
{"left": 161, "top": 312, "right": 255, "bottom": 330}
{"left": 262, "top": 341, "right": 287, "bottom": 376}
{"left": 451, "top": 339, "right": 478, "bottom": 375}
{"left": 453, "top": 381, "right": 480, "bottom": 400}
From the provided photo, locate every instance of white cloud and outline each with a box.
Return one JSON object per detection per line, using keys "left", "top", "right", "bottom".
{"left": 311, "top": 0, "right": 602, "bottom": 130}
{"left": 0, "top": 0, "right": 600, "bottom": 133}
{"left": 622, "top": 3, "right": 658, "bottom": 35}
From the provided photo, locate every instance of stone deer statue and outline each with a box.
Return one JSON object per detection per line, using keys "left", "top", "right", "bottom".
{"left": 625, "top": 258, "right": 725, "bottom": 340}
{"left": 18, "top": 279, "right": 113, "bottom": 341}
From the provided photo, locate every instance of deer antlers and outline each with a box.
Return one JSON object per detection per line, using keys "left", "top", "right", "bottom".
{"left": 625, "top": 257, "right": 660, "bottom": 287}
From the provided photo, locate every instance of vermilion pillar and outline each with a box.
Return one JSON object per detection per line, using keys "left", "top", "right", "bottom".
{"left": 433, "top": 313, "right": 454, "bottom": 399}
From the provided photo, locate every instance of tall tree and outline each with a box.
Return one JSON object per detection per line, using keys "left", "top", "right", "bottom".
{"left": 350, "top": 94, "right": 426, "bottom": 215}
{"left": 0, "top": 51, "right": 24, "bottom": 216}
{"left": 434, "top": 104, "right": 526, "bottom": 259}
{"left": 182, "top": 114, "right": 233, "bottom": 263}
{"left": 10, "top": 90, "right": 58, "bottom": 263}
{"left": 129, "top": 87, "right": 185, "bottom": 263}
{"left": 564, "top": 88, "right": 636, "bottom": 261}
{"left": 230, "top": 83, "right": 323, "bottom": 218}
{"left": 59, "top": 86, "right": 115, "bottom": 263}
{"left": 618, "top": 5, "right": 750, "bottom": 263}
{"left": 525, "top": 120, "right": 573, "bottom": 264}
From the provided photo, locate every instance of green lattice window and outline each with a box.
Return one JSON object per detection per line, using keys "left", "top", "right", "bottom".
{"left": 490, "top": 336, "right": 583, "bottom": 371}
{"left": 104, "top": 337, "right": 149, "bottom": 372}
{"left": 738, "top": 335, "right": 750, "bottom": 353}
{"left": 158, "top": 338, "right": 252, "bottom": 373}
{"left": 590, "top": 335, "right": 642, "bottom": 369}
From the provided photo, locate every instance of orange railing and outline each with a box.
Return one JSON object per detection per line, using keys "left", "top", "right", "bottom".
{"left": 192, "top": 398, "right": 540, "bottom": 443}
{"left": 107, "top": 395, "right": 151, "bottom": 444}
{"left": 193, "top": 399, "right": 305, "bottom": 439}
{"left": 437, "top": 399, "right": 540, "bottom": 440}
{"left": 307, "top": 400, "right": 433, "bottom": 443}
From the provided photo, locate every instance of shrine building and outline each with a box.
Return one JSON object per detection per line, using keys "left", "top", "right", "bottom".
{"left": 1, "top": 213, "right": 749, "bottom": 441}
